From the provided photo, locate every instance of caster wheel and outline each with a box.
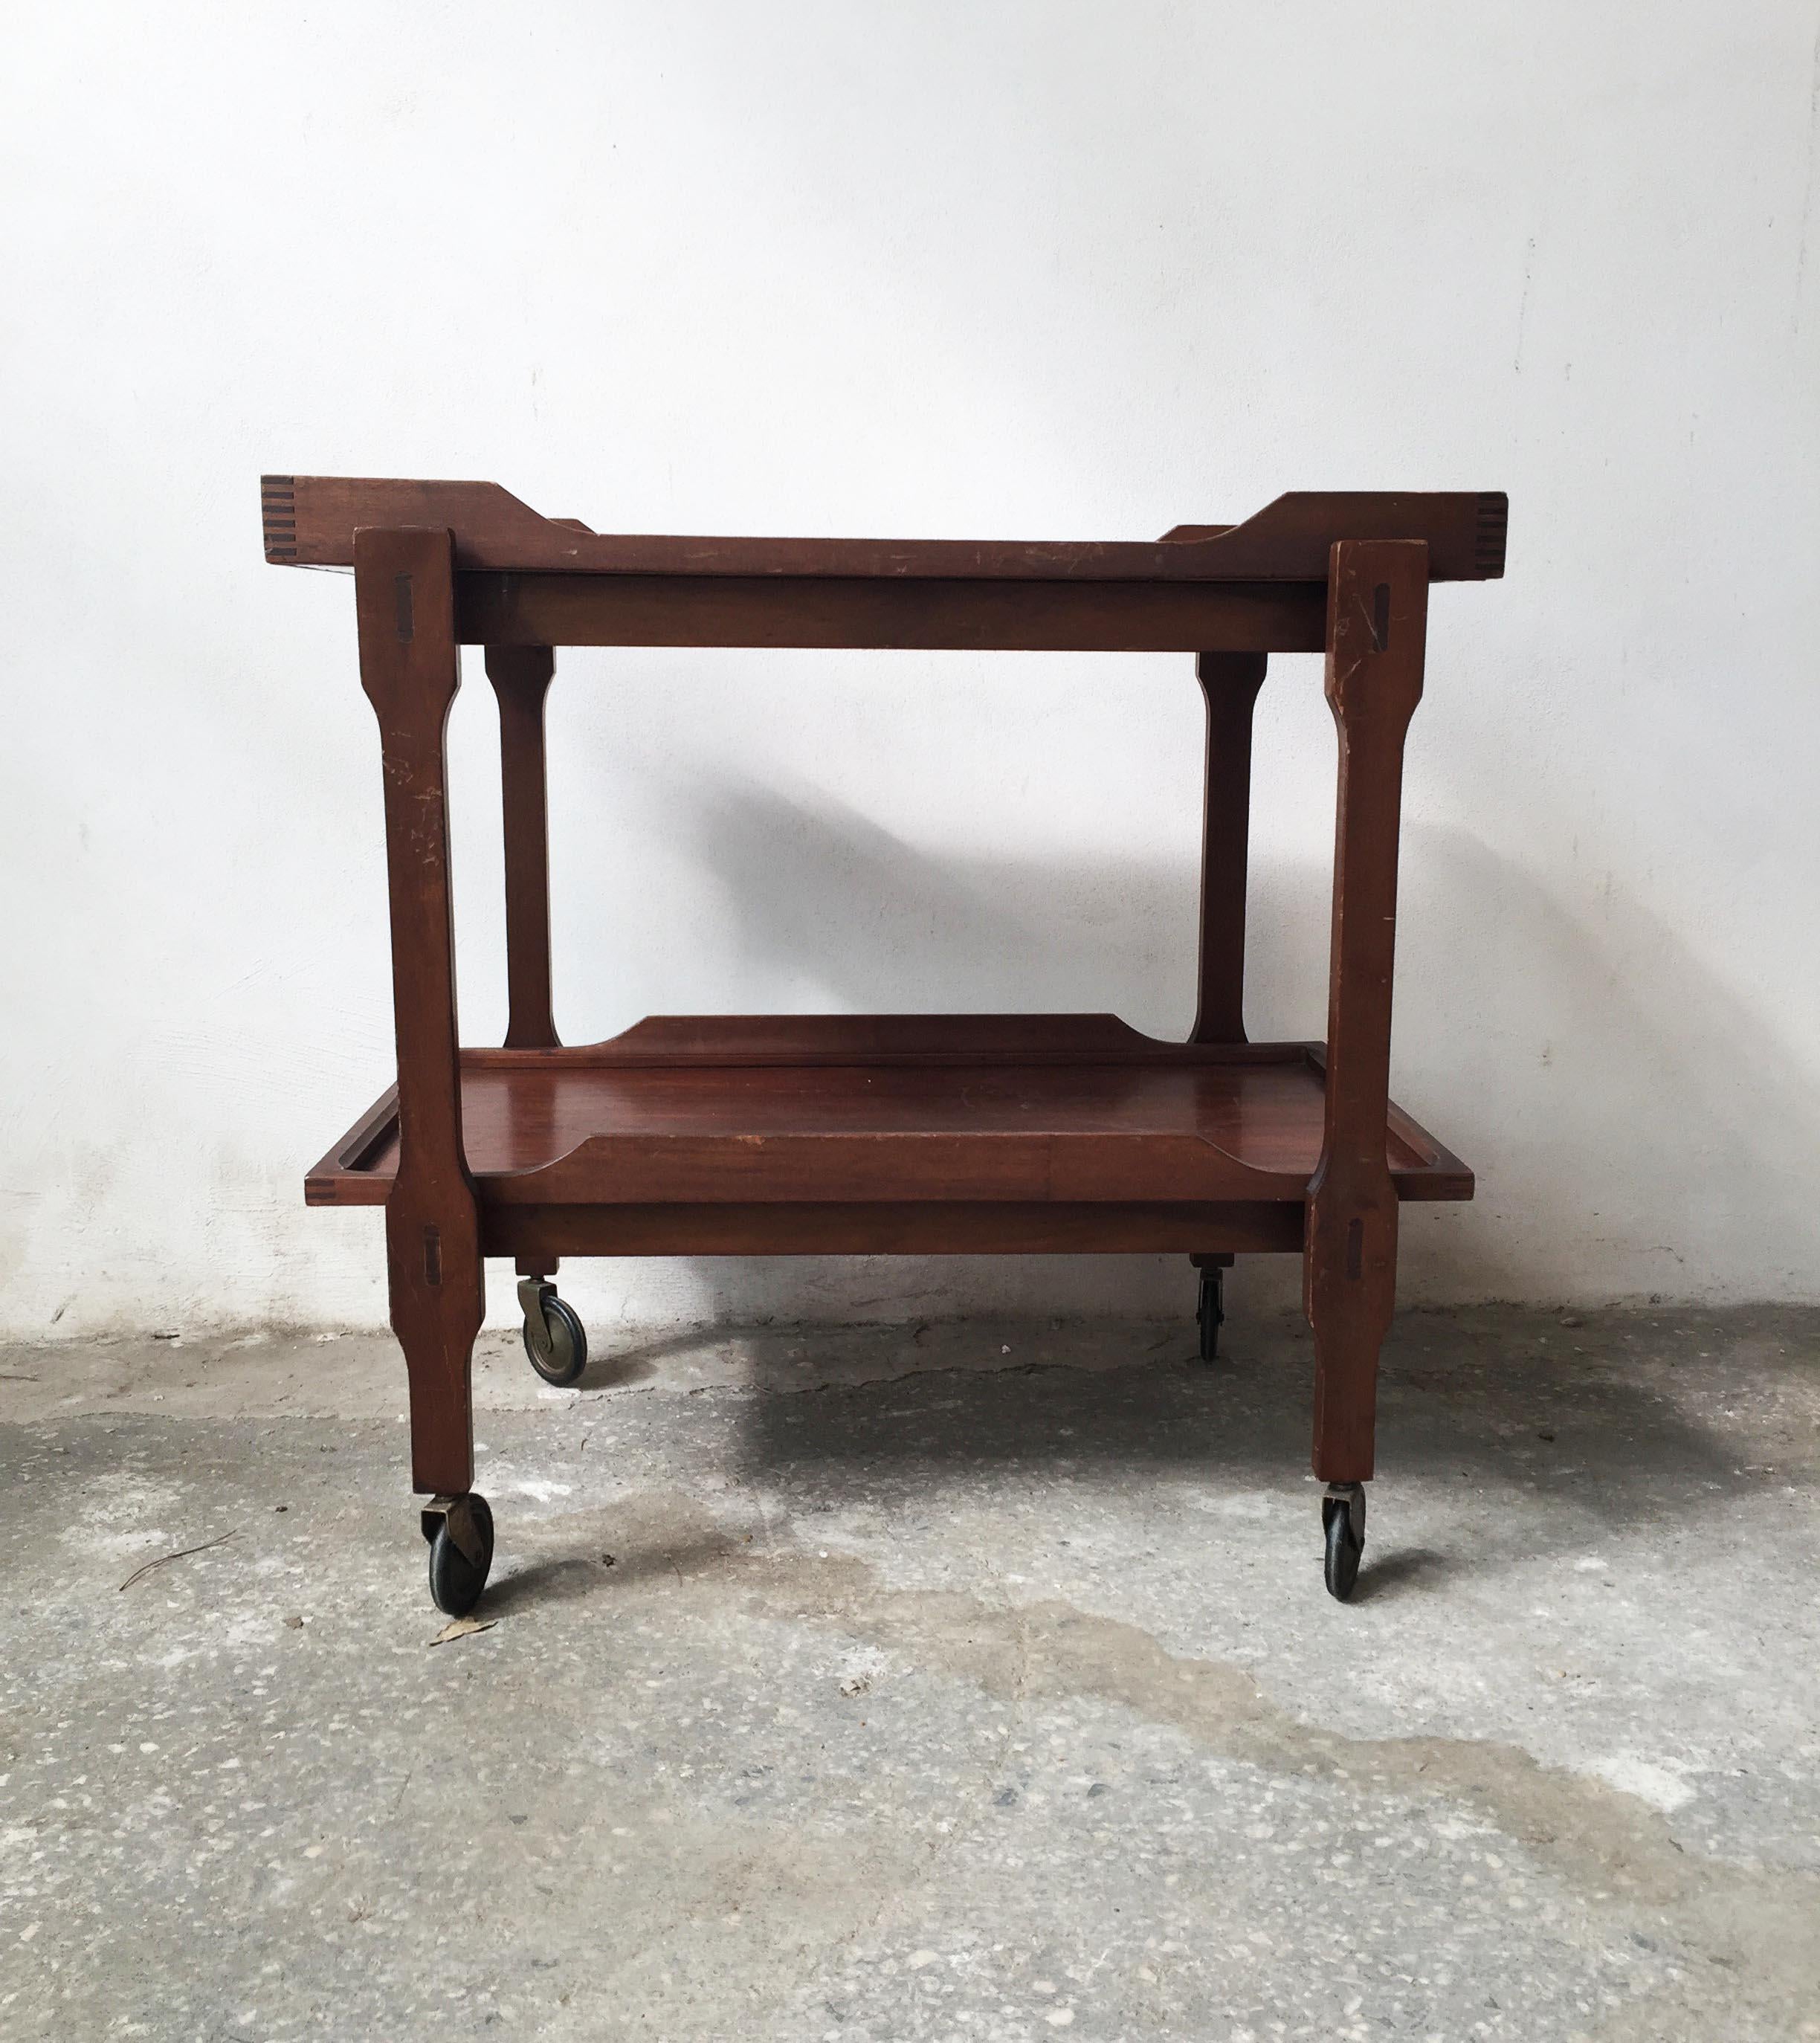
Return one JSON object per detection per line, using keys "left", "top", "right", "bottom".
{"left": 1322, "top": 1482, "right": 1365, "bottom": 1602}
{"left": 425, "top": 1494, "right": 494, "bottom": 1616}
{"left": 519, "top": 1278, "right": 587, "bottom": 1387}
{"left": 1195, "top": 1269, "right": 1224, "bottom": 1362}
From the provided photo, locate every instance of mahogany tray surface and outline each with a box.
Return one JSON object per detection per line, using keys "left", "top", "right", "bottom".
{"left": 306, "top": 1016, "right": 1472, "bottom": 1212}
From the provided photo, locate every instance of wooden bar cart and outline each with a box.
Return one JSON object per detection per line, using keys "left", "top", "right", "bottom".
{"left": 263, "top": 476, "right": 1505, "bottom": 1611}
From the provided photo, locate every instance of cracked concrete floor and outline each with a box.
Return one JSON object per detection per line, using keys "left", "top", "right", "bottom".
{"left": 2, "top": 1305, "right": 1818, "bottom": 2041}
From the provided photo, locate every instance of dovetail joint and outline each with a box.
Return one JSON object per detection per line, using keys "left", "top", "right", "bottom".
{"left": 261, "top": 476, "right": 299, "bottom": 562}
{"left": 1474, "top": 493, "right": 1508, "bottom": 577}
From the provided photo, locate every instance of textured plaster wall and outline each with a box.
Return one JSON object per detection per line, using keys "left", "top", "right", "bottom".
{"left": 3, "top": 1, "right": 1817, "bottom": 1337}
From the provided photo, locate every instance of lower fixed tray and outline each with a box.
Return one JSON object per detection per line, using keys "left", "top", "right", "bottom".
{"left": 306, "top": 1016, "right": 1472, "bottom": 1236}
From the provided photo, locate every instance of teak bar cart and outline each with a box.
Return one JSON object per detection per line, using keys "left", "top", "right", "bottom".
{"left": 264, "top": 475, "right": 1506, "bottom": 1613}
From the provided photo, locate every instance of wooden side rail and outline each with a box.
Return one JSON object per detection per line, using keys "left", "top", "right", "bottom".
{"left": 455, "top": 571, "right": 1329, "bottom": 654}
{"left": 262, "top": 475, "right": 1506, "bottom": 582}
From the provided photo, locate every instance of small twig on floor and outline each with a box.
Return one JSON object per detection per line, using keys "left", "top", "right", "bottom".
{"left": 118, "top": 1530, "right": 236, "bottom": 1592}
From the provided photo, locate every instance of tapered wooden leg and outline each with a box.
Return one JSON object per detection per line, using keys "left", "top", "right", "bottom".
{"left": 1190, "top": 652, "right": 1268, "bottom": 1045}
{"left": 1308, "top": 1241, "right": 1395, "bottom": 1480}
{"left": 1304, "top": 540, "right": 1429, "bottom": 1485}
{"left": 1187, "top": 654, "right": 1267, "bottom": 1341}
{"left": 488, "top": 659, "right": 562, "bottom": 1296}
{"left": 484, "top": 645, "right": 561, "bottom": 1051}
{"left": 355, "top": 526, "right": 484, "bottom": 1497}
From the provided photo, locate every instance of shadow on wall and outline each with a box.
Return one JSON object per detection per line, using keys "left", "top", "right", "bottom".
{"left": 549, "top": 782, "right": 1817, "bottom": 1325}
{"left": 562, "top": 775, "right": 1228, "bottom": 1324}
{"left": 694, "top": 778, "right": 1211, "bottom": 1025}
{"left": 1390, "top": 825, "right": 1820, "bottom": 1305}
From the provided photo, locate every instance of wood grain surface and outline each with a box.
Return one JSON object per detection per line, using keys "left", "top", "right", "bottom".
{"left": 305, "top": 1019, "right": 1471, "bottom": 1213}
{"left": 263, "top": 476, "right": 1506, "bottom": 582}
{"left": 268, "top": 477, "right": 1503, "bottom": 1517}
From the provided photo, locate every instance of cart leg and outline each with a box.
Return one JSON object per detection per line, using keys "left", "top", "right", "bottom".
{"left": 485, "top": 646, "right": 562, "bottom": 1051}
{"left": 388, "top": 1212, "right": 484, "bottom": 1497}
{"left": 1189, "top": 652, "right": 1268, "bottom": 1046}
{"left": 356, "top": 523, "right": 493, "bottom": 1614}
{"left": 1306, "top": 1191, "right": 1396, "bottom": 1485}
{"left": 1184, "top": 655, "right": 1262, "bottom": 1368}
{"left": 1303, "top": 537, "right": 1430, "bottom": 1601}
{"left": 1306, "top": 1198, "right": 1391, "bottom": 1604}
{"left": 1306, "top": 1186, "right": 1396, "bottom": 1599}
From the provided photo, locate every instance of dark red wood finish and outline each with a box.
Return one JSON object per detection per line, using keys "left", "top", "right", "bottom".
{"left": 353, "top": 527, "right": 482, "bottom": 1496}
{"left": 263, "top": 476, "right": 1506, "bottom": 582}
{"left": 269, "top": 479, "right": 1494, "bottom": 1507}
{"left": 1306, "top": 541, "right": 1430, "bottom": 1482}
{"left": 485, "top": 643, "right": 561, "bottom": 1285}
{"left": 484, "top": 645, "right": 561, "bottom": 1053}
{"left": 454, "top": 569, "right": 1329, "bottom": 655}
{"left": 1190, "top": 653, "right": 1268, "bottom": 1044}
{"left": 303, "top": 1019, "right": 1470, "bottom": 1215}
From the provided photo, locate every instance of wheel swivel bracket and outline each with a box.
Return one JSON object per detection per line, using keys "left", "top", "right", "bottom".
{"left": 421, "top": 1493, "right": 487, "bottom": 1568}
{"left": 1321, "top": 1481, "right": 1366, "bottom": 1545}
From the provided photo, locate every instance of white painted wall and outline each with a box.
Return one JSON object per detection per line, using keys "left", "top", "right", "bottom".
{"left": 4, "top": 1, "right": 1817, "bottom": 1339}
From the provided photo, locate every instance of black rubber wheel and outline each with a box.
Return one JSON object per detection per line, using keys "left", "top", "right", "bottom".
{"left": 427, "top": 1494, "right": 494, "bottom": 1616}
{"left": 1195, "top": 1271, "right": 1223, "bottom": 1362}
{"left": 1323, "top": 1497, "right": 1364, "bottom": 1601}
{"left": 523, "top": 1293, "right": 587, "bottom": 1387}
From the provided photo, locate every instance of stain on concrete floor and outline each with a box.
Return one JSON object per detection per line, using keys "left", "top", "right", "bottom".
{"left": 1, "top": 1306, "right": 1817, "bottom": 2039}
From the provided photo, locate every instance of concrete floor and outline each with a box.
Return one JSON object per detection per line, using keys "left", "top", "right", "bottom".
{"left": 1, "top": 1305, "right": 1817, "bottom": 2042}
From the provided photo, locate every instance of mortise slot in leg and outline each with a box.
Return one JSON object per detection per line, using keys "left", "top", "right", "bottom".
{"left": 1345, "top": 1216, "right": 1363, "bottom": 1279}
{"left": 423, "top": 1224, "right": 441, "bottom": 1285}
{"left": 1371, "top": 582, "right": 1391, "bottom": 653}
{"left": 395, "top": 575, "right": 415, "bottom": 642}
